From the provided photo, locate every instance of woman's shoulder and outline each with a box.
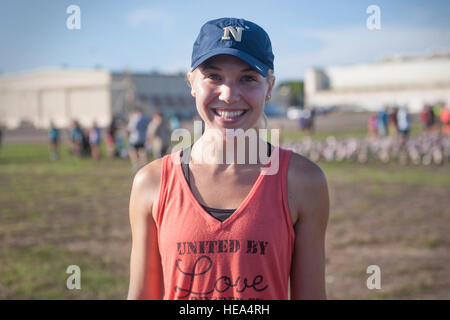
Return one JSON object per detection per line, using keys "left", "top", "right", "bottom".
{"left": 135, "top": 157, "right": 164, "bottom": 181}
{"left": 131, "top": 157, "right": 165, "bottom": 219}
{"left": 286, "top": 151, "right": 329, "bottom": 224}
{"left": 286, "top": 151, "right": 326, "bottom": 182}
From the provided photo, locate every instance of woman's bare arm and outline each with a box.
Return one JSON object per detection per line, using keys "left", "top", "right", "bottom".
{"left": 288, "top": 154, "right": 330, "bottom": 299}
{"left": 127, "top": 159, "right": 164, "bottom": 299}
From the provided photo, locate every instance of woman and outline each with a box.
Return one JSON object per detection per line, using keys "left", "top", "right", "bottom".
{"left": 70, "top": 120, "right": 83, "bottom": 157}
{"left": 368, "top": 112, "right": 378, "bottom": 139}
{"left": 89, "top": 121, "right": 102, "bottom": 160}
{"left": 146, "top": 111, "right": 171, "bottom": 159}
{"left": 127, "top": 18, "right": 329, "bottom": 300}
{"left": 106, "top": 115, "right": 118, "bottom": 158}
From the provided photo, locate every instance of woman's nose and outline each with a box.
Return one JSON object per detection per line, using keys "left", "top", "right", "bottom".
{"left": 218, "top": 82, "right": 240, "bottom": 104}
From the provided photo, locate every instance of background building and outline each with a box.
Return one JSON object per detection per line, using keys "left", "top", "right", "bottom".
{"left": 0, "top": 68, "right": 195, "bottom": 129}
{"left": 305, "top": 51, "right": 450, "bottom": 112}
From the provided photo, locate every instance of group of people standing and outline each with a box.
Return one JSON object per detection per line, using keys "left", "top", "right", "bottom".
{"left": 67, "top": 120, "right": 103, "bottom": 160}
{"left": 49, "top": 120, "right": 103, "bottom": 161}
{"left": 367, "top": 103, "right": 450, "bottom": 144}
{"left": 48, "top": 109, "right": 173, "bottom": 171}
{"left": 368, "top": 106, "right": 411, "bottom": 141}
{"left": 420, "top": 103, "right": 450, "bottom": 135}
{"left": 127, "top": 108, "right": 172, "bottom": 172}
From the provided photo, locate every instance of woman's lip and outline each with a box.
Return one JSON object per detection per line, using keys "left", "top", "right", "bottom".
{"left": 211, "top": 108, "right": 249, "bottom": 111}
{"left": 211, "top": 108, "right": 248, "bottom": 123}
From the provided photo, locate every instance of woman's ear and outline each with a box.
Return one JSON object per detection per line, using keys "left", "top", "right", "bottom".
{"left": 265, "top": 75, "right": 275, "bottom": 101}
{"left": 186, "top": 72, "right": 196, "bottom": 97}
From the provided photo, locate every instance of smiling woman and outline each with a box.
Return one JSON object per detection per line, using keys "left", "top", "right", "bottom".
{"left": 127, "top": 17, "right": 330, "bottom": 300}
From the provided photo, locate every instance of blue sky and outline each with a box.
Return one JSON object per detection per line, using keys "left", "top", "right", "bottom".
{"left": 1, "top": 0, "right": 449, "bottom": 81}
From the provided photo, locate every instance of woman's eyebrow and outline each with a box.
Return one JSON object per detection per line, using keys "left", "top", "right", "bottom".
{"left": 200, "top": 65, "right": 221, "bottom": 71}
{"left": 241, "top": 67, "right": 257, "bottom": 73}
{"left": 200, "top": 65, "right": 257, "bottom": 73}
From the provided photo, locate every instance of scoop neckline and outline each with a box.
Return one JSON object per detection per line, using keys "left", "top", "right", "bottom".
{"left": 175, "top": 146, "right": 277, "bottom": 228}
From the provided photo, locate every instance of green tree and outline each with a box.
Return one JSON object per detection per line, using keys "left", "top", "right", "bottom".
{"left": 277, "top": 81, "right": 304, "bottom": 106}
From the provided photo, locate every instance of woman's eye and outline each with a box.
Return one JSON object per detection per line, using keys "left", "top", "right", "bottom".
{"left": 207, "top": 74, "right": 221, "bottom": 80}
{"left": 241, "top": 75, "right": 257, "bottom": 82}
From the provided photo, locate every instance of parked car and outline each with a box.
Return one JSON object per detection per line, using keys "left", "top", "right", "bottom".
{"left": 264, "top": 103, "right": 287, "bottom": 117}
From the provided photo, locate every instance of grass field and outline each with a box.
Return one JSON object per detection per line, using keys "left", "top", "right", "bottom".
{"left": 0, "top": 136, "right": 449, "bottom": 299}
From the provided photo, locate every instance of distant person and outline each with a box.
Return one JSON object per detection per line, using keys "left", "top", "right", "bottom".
{"left": 70, "top": 120, "right": 83, "bottom": 157}
{"left": 397, "top": 107, "right": 411, "bottom": 145}
{"left": 388, "top": 107, "right": 398, "bottom": 137}
{"left": 433, "top": 102, "right": 444, "bottom": 132}
{"left": 306, "top": 107, "right": 317, "bottom": 136}
{"left": 367, "top": 112, "right": 378, "bottom": 139}
{"left": 80, "top": 127, "right": 91, "bottom": 157}
{"left": 127, "top": 108, "right": 150, "bottom": 172}
{"left": 115, "top": 118, "right": 128, "bottom": 158}
{"left": 48, "top": 121, "right": 60, "bottom": 161}
{"left": 0, "top": 125, "right": 3, "bottom": 151}
{"left": 432, "top": 103, "right": 442, "bottom": 125}
{"left": 106, "top": 116, "right": 118, "bottom": 158}
{"left": 146, "top": 111, "right": 172, "bottom": 159}
{"left": 377, "top": 108, "right": 388, "bottom": 137}
{"left": 169, "top": 114, "right": 181, "bottom": 131}
{"left": 299, "top": 108, "right": 311, "bottom": 133}
{"left": 89, "top": 121, "right": 102, "bottom": 160}
{"left": 440, "top": 104, "right": 450, "bottom": 135}
{"left": 420, "top": 105, "right": 430, "bottom": 132}
{"left": 427, "top": 105, "right": 436, "bottom": 133}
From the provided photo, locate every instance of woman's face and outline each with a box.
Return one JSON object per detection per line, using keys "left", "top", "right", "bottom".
{"left": 188, "top": 55, "right": 274, "bottom": 132}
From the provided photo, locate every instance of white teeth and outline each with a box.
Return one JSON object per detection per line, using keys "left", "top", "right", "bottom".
{"left": 215, "top": 110, "right": 245, "bottom": 119}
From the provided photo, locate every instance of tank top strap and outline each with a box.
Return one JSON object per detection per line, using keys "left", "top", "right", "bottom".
{"left": 279, "top": 147, "right": 293, "bottom": 232}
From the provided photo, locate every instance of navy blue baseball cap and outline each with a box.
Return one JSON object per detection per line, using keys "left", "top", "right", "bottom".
{"left": 191, "top": 17, "right": 274, "bottom": 77}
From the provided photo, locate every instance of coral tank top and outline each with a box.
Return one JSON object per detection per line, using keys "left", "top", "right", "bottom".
{"left": 154, "top": 146, "right": 294, "bottom": 300}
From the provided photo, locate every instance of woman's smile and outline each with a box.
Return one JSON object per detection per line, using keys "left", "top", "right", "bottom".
{"left": 211, "top": 107, "right": 249, "bottom": 124}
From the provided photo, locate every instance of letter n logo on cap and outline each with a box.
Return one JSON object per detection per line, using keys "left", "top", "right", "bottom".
{"left": 221, "top": 26, "right": 244, "bottom": 42}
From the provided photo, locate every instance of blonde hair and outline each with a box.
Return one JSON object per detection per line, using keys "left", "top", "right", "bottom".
{"left": 254, "top": 69, "right": 274, "bottom": 130}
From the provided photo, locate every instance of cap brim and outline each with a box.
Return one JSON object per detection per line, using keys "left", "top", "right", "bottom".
{"left": 191, "top": 48, "right": 270, "bottom": 77}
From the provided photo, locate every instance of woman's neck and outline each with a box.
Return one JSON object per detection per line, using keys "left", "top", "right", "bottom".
{"left": 190, "top": 128, "right": 272, "bottom": 166}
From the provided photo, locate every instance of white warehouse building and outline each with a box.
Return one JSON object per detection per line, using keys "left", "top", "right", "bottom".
{"left": 0, "top": 68, "right": 195, "bottom": 129}
{"left": 305, "top": 52, "right": 450, "bottom": 113}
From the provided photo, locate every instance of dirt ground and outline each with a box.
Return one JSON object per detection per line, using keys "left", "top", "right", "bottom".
{"left": 325, "top": 179, "right": 449, "bottom": 299}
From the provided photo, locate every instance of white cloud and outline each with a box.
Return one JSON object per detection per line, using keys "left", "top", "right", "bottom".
{"left": 275, "top": 26, "right": 450, "bottom": 81}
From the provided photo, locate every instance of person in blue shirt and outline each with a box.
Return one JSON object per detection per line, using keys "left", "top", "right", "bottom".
{"left": 377, "top": 108, "right": 388, "bottom": 137}
{"left": 48, "top": 121, "right": 60, "bottom": 161}
{"left": 127, "top": 108, "right": 150, "bottom": 172}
